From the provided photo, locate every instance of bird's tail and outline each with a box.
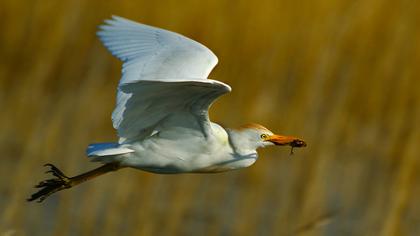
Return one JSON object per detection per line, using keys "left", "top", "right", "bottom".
{"left": 28, "top": 163, "right": 120, "bottom": 202}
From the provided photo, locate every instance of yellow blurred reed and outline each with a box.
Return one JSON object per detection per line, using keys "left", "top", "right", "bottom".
{"left": 0, "top": 0, "right": 419, "bottom": 235}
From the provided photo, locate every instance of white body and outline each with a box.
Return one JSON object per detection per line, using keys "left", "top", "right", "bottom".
{"left": 87, "top": 16, "right": 275, "bottom": 174}
{"left": 88, "top": 121, "right": 260, "bottom": 173}
{"left": 120, "top": 123, "right": 257, "bottom": 173}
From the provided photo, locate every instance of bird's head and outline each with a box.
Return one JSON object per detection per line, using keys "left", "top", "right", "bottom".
{"left": 229, "top": 123, "right": 307, "bottom": 154}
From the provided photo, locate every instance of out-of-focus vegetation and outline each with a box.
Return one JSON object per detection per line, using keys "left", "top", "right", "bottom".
{"left": 0, "top": 0, "right": 419, "bottom": 235}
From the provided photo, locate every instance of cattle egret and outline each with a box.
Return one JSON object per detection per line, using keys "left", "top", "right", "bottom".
{"left": 28, "top": 16, "right": 306, "bottom": 202}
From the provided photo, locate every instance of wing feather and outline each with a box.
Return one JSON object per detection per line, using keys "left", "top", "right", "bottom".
{"left": 97, "top": 16, "right": 230, "bottom": 143}
{"left": 97, "top": 15, "right": 218, "bottom": 83}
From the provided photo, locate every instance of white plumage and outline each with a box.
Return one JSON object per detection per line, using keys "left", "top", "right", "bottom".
{"left": 28, "top": 16, "right": 306, "bottom": 202}
{"left": 88, "top": 16, "right": 306, "bottom": 173}
{"left": 96, "top": 16, "right": 230, "bottom": 144}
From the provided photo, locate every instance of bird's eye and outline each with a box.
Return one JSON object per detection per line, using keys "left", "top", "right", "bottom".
{"left": 260, "top": 134, "right": 268, "bottom": 139}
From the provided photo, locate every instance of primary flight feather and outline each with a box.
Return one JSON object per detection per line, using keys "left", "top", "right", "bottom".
{"left": 28, "top": 16, "right": 306, "bottom": 202}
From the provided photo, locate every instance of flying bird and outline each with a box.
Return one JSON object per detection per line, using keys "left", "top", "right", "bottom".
{"left": 28, "top": 16, "right": 307, "bottom": 202}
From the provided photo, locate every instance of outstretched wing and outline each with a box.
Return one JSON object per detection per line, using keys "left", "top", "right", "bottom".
{"left": 97, "top": 16, "right": 231, "bottom": 143}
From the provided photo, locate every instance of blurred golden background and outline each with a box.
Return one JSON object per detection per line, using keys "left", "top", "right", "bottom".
{"left": 1, "top": 0, "right": 419, "bottom": 235}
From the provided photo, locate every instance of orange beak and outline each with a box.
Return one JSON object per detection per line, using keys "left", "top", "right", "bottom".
{"left": 266, "top": 135, "right": 307, "bottom": 148}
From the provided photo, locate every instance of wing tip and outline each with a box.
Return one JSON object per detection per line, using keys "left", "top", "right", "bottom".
{"left": 96, "top": 15, "right": 137, "bottom": 34}
{"left": 86, "top": 143, "right": 134, "bottom": 157}
{"left": 210, "top": 80, "right": 232, "bottom": 92}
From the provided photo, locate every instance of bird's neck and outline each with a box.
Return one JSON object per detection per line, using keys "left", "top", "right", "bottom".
{"left": 226, "top": 129, "right": 258, "bottom": 156}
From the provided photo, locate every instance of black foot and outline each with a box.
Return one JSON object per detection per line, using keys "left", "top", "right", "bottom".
{"left": 27, "top": 164, "right": 72, "bottom": 202}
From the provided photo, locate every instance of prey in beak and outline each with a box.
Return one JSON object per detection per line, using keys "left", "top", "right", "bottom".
{"left": 265, "top": 135, "right": 307, "bottom": 154}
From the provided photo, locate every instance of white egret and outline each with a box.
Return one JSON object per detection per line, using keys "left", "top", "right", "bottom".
{"left": 28, "top": 16, "right": 306, "bottom": 202}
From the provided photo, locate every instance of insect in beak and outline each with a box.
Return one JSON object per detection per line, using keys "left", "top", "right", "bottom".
{"left": 265, "top": 135, "right": 307, "bottom": 155}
